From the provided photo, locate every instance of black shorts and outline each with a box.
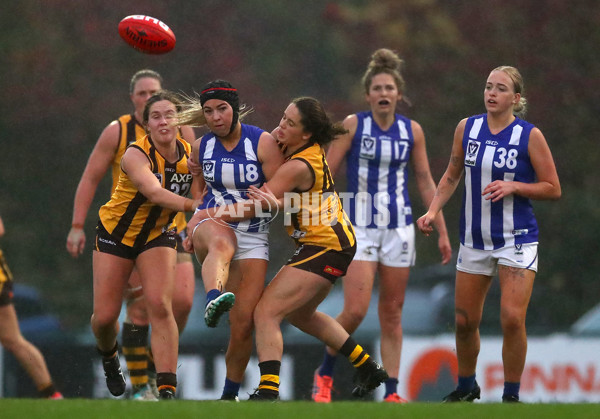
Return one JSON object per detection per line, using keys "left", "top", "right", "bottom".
{"left": 176, "top": 228, "right": 187, "bottom": 254}
{"left": 286, "top": 243, "right": 357, "bottom": 283}
{"left": 0, "top": 250, "right": 14, "bottom": 306}
{"left": 95, "top": 222, "right": 177, "bottom": 260}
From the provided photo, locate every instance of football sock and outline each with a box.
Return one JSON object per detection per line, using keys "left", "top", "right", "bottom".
{"left": 147, "top": 348, "right": 156, "bottom": 376}
{"left": 97, "top": 341, "right": 119, "bottom": 358}
{"left": 122, "top": 322, "right": 149, "bottom": 389}
{"left": 222, "top": 377, "right": 241, "bottom": 397}
{"left": 384, "top": 377, "right": 399, "bottom": 397}
{"left": 503, "top": 381, "right": 520, "bottom": 399}
{"left": 319, "top": 351, "right": 337, "bottom": 377}
{"left": 457, "top": 374, "right": 476, "bottom": 392}
{"left": 38, "top": 383, "right": 58, "bottom": 398}
{"left": 258, "top": 360, "right": 281, "bottom": 397}
{"left": 338, "top": 337, "right": 370, "bottom": 369}
{"left": 157, "top": 372, "right": 177, "bottom": 395}
{"left": 206, "top": 289, "right": 221, "bottom": 306}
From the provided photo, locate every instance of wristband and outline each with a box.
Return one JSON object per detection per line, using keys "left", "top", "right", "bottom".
{"left": 71, "top": 223, "right": 84, "bottom": 229}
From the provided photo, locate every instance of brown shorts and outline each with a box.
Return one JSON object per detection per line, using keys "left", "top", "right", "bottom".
{"left": 0, "top": 250, "right": 15, "bottom": 306}
{"left": 95, "top": 222, "right": 177, "bottom": 260}
{"left": 286, "top": 243, "right": 356, "bottom": 283}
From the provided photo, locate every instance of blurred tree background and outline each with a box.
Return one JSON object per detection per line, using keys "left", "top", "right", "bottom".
{"left": 0, "top": 0, "right": 598, "bottom": 332}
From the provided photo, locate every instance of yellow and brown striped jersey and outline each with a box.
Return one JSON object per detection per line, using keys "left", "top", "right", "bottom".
{"left": 0, "top": 249, "right": 13, "bottom": 284}
{"left": 286, "top": 143, "right": 355, "bottom": 251}
{"left": 112, "top": 114, "right": 189, "bottom": 233}
{"left": 99, "top": 135, "right": 193, "bottom": 247}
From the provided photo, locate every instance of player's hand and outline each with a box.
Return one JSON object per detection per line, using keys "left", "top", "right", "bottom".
{"left": 416, "top": 213, "right": 435, "bottom": 236}
{"left": 482, "top": 180, "right": 516, "bottom": 202}
{"left": 438, "top": 234, "right": 452, "bottom": 265}
{"left": 66, "top": 227, "right": 86, "bottom": 258}
{"left": 187, "top": 158, "right": 202, "bottom": 176}
{"left": 248, "top": 184, "right": 281, "bottom": 210}
{"left": 182, "top": 235, "right": 194, "bottom": 253}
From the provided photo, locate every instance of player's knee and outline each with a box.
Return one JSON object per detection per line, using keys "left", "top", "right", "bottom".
{"left": 145, "top": 296, "right": 172, "bottom": 320}
{"left": 500, "top": 307, "right": 525, "bottom": 334}
{"left": 126, "top": 302, "right": 150, "bottom": 325}
{"left": 0, "top": 333, "right": 24, "bottom": 352}
{"left": 209, "top": 235, "right": 236, "bottom": 259}
{"left": 454, "top": 310, "right": 479, "bottom": 338}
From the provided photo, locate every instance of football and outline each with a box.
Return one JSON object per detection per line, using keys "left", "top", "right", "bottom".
{"left": 118, "top": 15, "right": 176, "bottom": 54}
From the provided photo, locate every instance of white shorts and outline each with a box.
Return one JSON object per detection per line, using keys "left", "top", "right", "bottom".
{"left": 232, "top": 230, "right": 269, "bottom": 261}
{"left": 353, "top": 224, "right": 416, "bottom": 268}
{"left": 456, "top": 243, "right": 538, "bottom": 276}
{"left": 192, "top": 219, "right": 269, "bottom": 262}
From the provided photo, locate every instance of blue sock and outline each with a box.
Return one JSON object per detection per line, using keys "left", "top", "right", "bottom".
{"left": 384, "top": 377, "right": 399, "bottom": 397}
{"left": 222, "top": 377, "right": 241, "bottom": 397}
{"left": 206, "top": 289, "right": 221, "bottom": 306}
{"left": 457, "top": 374, "right": 476, "bottom": 392}
{"left": 503, "top": 381, "right": 520, "bottom": 398}
{"left": 318, "top": 351, "right": 337, "bottom": 377}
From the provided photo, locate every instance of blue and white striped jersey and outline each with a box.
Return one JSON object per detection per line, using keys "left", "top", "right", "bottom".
{"left": 345, "top": 111, "right": 414, "bottom": 229}
{"left": 198, "top": 124, "right": 270, "bottom": 233}
{"left": 460, "top": 114, "right": 538, "bottom": 250}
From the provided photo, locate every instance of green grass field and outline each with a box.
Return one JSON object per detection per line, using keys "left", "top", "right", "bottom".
{"left": 0, "top": 399, "right": 597, "bottom": 419}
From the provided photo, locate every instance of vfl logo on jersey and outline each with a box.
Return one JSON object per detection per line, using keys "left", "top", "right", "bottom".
{"left": 154, "top": 173, "right": 163, "bottom": 185}
{"left": 203, "top": 160, "right": 216, "bottom": 182}
{"left": 465, "top": 140, "right": 480, "bottom": 166}
{"left": 359, "top": 135, "right": 376, "bottom": 159}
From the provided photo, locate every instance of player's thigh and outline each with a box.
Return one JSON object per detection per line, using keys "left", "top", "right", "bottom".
{"left": 378, "top": 265, "right": 410, "bottom": 311}
{"left": 92, "top": 250, "right": 133, "bottom": 314}
{"left": 498, "top": 265, "right": 535, "bottom": 319}
{"left": 454, "top": 270, "right": 492, "bottom": 325}
{"left": 0, "top": 304, "right": 22, "bottom": 344}
{"left": 341, "top": 260, "right": 377, "bottom": 315}
{"left": 258, "top": 265, "right": 331, "bottom": 321}
{"left": 136, "top": 246, "right": 177, "bottom": 305}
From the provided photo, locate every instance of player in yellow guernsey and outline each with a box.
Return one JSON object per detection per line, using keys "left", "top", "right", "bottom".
{"left": 0, "top": 215, "right": 63, "bottom": 399}
{"left": 66, "top": 70, "right": 196, "bottom": 400}
{"left": 187, "top": 97, "right": 388, "bottom": 400}
{"left": 92, "top": 91, "right": 199, "bottom": 401}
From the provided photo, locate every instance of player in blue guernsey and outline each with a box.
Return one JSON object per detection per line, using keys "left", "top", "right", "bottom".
{"left": 312, "top": 49, "right": 452, "bottom": 403}
{"left": 417, "top": 66, "right": 561, "bottom": 403}
{"left": 179, "top": 80, "right": 284, "bottom": 401}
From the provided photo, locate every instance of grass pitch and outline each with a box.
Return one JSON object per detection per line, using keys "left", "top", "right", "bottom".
{"left": 0, "top": 399, "right": 597, "bottom": 419}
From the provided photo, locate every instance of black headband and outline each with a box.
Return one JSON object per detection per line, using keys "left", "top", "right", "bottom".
{"left": 200, "top": 87, "right": 238, "bottom": 107}
{"left": 200, "top": 82, "right": 240, "bottom": 134}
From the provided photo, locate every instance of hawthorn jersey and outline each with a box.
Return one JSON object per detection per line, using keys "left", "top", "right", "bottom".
{"left": 460, "top": 114, "right": 538, "bottom": 250}
{"left": 287, "top": 143, "right": 356, "bottom": 251}
{"left": 198, "top": 124, "right": 270, "bottom": 233}
{"left": 113, "top": 114, "right": 188, "bottom": 233}
{"left": 99, "top": 135, "right": 192, "bottom": 247}
{"left": 345, "top": 111, "right": 414, "bottom": 229}
{"left": 0, "top": 249, "right": 15, "bottom": 306}
{"left": 0, "top": 249, "right": 13, "bottom": 284}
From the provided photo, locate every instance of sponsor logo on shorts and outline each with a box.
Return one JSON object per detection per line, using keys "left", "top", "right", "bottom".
{"left": 323, "top": 265, "right": 343, "bottom": 277}
{"left": 98, "top": 237, "right": 117, "bottom": 246}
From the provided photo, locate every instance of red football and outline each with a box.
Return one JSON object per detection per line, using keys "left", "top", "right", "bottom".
{"left": 118, "top": 15, "right": 176, "bottom": 54}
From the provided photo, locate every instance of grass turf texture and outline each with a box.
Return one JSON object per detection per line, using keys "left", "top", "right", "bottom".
{"left": 0, "top": 400, "right": 597, "bottom": 419}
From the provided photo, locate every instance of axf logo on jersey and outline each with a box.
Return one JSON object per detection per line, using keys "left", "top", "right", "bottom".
{"left": 465, "top": 140, "right": 480, "bottom": 166}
